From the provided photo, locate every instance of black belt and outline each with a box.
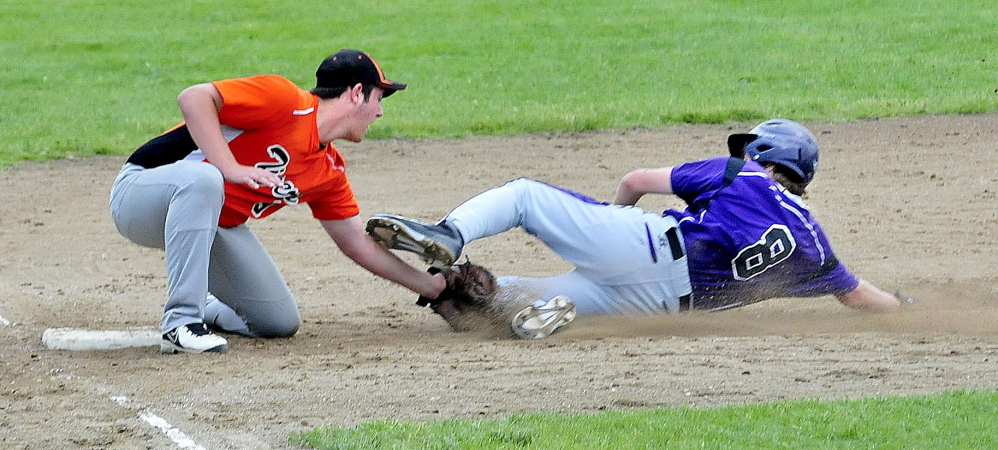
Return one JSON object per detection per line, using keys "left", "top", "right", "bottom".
{"left": 665, "top": 227, "right": 684, "bottom": 260}
{"left": 666, "top": 227, "right": 692, "bottom": 311}
{"left": 678, "top": 294, "right": 692, "bottom": 311}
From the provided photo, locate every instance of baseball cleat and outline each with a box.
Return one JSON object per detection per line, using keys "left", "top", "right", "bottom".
{"left": 366, "top": 214, "right": 463, "bottom": 268}
{"left": 511, "top": 295, "right": 576, "bottom": 340}
{"left": 161, "top": 323, "right": 228, "bottom": 354}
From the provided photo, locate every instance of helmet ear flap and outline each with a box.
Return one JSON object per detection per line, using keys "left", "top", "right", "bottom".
{"left": 727, "top": 133, "right": 758, "bottom": 158}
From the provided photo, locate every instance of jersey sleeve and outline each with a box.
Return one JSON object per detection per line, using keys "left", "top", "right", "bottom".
{"left": 307, "top": 183, "right": 360, "bottom": 220}
{"left": 213, "top": 75, "right": 300, "bottom": 130}
{"left": 787, "top": 259, "right": 860, "bottom": 298}
{"left": 669, "top": 157, "right": 728, "bottom": 204}
{"left": 306, "top": 150, "right": 361, "bottom": 221}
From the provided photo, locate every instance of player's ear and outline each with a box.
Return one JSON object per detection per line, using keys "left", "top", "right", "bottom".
{"left": 348, "top": 83, "right": 365, "bottom": 105}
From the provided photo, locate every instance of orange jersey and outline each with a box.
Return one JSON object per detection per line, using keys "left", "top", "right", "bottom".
{"left": 128, "top": 74, "right": 360, "bottom": 228}
{"left": 212, "top": 75, "right": 359, "bottom": 227}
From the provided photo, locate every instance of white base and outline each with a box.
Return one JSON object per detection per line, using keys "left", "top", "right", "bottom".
{"left": 42, "top": 327, "right": 160, "bottom": 351}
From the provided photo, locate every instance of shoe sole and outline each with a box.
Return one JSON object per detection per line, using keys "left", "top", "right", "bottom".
{"left": 366, "top": 216, "right": 458, "bottom": 268}
{"left": 160, "top": 341, "right": 228, "bottom": 354}
{"left": 511, "top": 295, "right": 577, "bottom": 340}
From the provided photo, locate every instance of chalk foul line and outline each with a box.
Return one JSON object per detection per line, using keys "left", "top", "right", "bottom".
{"left": 111, "top": 396, "right": 207, "bottom": 450}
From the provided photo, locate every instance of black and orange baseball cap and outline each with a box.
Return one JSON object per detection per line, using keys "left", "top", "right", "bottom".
{"left": 315, "top": 49, "right": 407, "bottom": 97}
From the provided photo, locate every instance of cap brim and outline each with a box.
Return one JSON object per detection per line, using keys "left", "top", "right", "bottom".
{"left": 727, "top": 133, "right": 758, "bottom": 158}
{"left": 378, "top": 81, "right": 407, "bottom": 97}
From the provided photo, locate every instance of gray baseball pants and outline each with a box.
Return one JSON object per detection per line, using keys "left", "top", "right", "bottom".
{"left": 445, "top": 178, "right": 693, "bottom": 315}
{"left": 109, "top": 162, "right": 299, "bottom": 337}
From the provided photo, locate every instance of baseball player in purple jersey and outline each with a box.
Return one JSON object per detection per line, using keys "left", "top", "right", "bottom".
{"left": 367, "top": 119, "right": 901, "bottom": 339}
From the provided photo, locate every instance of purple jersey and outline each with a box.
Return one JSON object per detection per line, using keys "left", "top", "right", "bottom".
{"left": 664, "top": 157, "right": 858, "bottom": 310}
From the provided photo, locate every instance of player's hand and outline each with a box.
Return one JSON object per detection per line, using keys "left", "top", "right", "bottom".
{"left": 894, "top": 290, "right": 917, "bottom": 306}
{"left": 222, "top": 165, "right": 282, "bottom": 189}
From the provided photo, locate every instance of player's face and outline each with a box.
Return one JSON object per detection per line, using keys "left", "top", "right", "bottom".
{"left": 345, "top": 87, "right": 384, "bottom": 143}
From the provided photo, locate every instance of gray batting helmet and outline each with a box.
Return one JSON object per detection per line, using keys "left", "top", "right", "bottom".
{"left": 727, "top": 119, "right": 819, "bottom": 186}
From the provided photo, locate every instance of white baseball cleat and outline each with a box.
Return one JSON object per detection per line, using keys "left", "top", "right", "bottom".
{"left": 510, "top": 295, "right": 576, "bottom": 339}
{"left": 161, "top": 323, "right": 228, "bottom": 354}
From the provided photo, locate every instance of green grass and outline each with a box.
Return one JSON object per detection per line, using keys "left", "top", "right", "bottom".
{"left": 292, "top": 390, "right": 998, "bottom": 449}
{"left": 2, "top": 0, "right": 997, "bottom": 166}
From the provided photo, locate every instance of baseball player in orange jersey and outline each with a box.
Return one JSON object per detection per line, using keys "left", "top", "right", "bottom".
{"left": 109, "top": 49, "right": 449, "bottom": 353}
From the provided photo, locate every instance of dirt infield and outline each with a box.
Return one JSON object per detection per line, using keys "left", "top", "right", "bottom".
{"left": 2, "top": 115, "right": 997, "bottom": 449}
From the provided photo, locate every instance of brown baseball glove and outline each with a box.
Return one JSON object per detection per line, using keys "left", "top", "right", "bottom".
{"left": 416, "top": 261, "right": 499, "bottom": 331}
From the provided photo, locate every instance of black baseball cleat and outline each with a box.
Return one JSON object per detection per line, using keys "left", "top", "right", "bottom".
{"left": 161, "top": 323, "right": 228, "bottom": 354}
{"left": 366, "top": 214, "right": 464, "bottom": 268}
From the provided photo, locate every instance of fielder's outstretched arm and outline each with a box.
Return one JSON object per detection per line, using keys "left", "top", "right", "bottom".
{"left": 320, "top": 216, "right": 446, "bottom": 299}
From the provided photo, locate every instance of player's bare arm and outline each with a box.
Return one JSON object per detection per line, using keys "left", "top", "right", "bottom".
{"left": 836, "top": 279, "right": 901, "bottom": 313}
{"left": 613, "top": 166, "right": 674, "bottom": 205}
{"left": 176, "top": 83, "right": 282, "bottom": 189}
{"left": 320, "top": 216, "right": 446, "bottom": 298}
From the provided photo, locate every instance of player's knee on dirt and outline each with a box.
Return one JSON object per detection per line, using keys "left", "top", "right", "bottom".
{"left": 244, "top": 303, "right": 301, "bottom": 338}
{"left": 249, "top": 317, "right": 300, "bottom": 338}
